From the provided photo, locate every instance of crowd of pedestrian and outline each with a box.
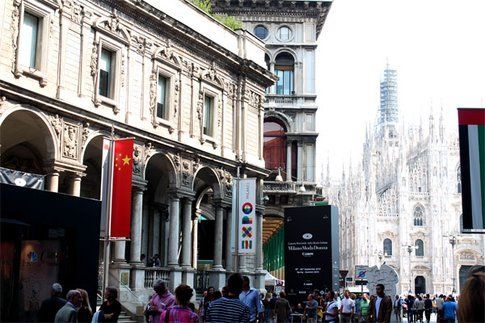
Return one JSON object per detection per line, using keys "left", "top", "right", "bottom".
{"left": 36, "top": 283, "right": 121, "bottom": 323}
{"left": 36, "top": 266, "right": 483, "bottom": 323}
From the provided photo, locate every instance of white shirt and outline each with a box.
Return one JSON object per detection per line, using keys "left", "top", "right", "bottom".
{"left": 341, "top": 298, "right": 355, "bottom": 314}
{"left": 325, "top": 301, "right": 339, "bottom": 321}
{"left": 375, "top": 296, "right": 383, "bottom": 319}
{"left": 436, "top": 298, "right": 444, "bottom": 309}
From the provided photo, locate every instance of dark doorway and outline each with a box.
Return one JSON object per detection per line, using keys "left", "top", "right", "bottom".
{"left": 415, "top": 276, "right": 426, "bottom": 294}
{"left": 197, "top": 217, "right": 215, "bottom": 267}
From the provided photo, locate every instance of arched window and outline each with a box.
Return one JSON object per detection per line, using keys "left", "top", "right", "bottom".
{"left": 457, "top": 165, "right": 461, "bottom": 193}
{"left": 275, "top": 52, "right": 294, "bottom": 95}
{"left": 383, "top": 238, "right": 392, "bottom": 256}
{"left": 277, "top": 26, "right": 292, "bottom": 42}
{"left": 413, "top": 205, "right": 424, "bottom": 226}
{"left": 415, "top": 239, "right": 424, "bottom": 257}
{"left": 263, "top": 118, "right": 287, "bottom": 172}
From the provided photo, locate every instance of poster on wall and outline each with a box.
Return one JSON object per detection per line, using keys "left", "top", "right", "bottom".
{"left": 284, "top": 205, "right": 339, "bottom": 303}
{"left": 18, "top": 240, "right": 61, "bottom": 321}
{"left": 238, "top": 178, "right": 256, "bottom": 254}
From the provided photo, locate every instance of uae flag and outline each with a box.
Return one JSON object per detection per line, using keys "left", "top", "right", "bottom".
{"left": 458, "top": 108, "right": 485, "bottom": 232}
{"left": 101, "top": 138, "right": 134, "bottom": 238}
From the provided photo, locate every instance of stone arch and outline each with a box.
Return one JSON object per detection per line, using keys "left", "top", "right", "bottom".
{"left": 264, "top": 207, "right": 284, "bottom": 218}
{"left": 0, "top": 106, "right": 58, "bottom": 173}
{"left": 79, "top": 131, "right": 109, "bottom": 162}
{"left": 143, "top": 151, "right": 179, "bottom": 189}
{"left": 192, "top": 166, "right": 222, "bottom": 199}
{"left": 272, "top": 48, "right": 297, "bottom": 62}
{"left": 80, "top": 133, "right": 107, "bottom": 199}
{"left": 195, "top": 186, "right": 214, "bottom": 220}
{"left": 264, "top": 110, "right": 292, "bottom": 133}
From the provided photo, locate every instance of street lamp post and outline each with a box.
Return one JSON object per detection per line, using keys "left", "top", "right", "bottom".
{"left": 449, "top": 235, "right": 457, "bottom": 294}
{"left": 405, "top": 244, "right": 417, "bottom": 294}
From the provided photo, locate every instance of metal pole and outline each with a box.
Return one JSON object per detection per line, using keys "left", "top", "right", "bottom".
{"left": 450, "top": 236, "right": 456, "bottom": 293}
{"left": 102, "top": 139, "right": 114, "bottom": 298}
{"left": 234, "top": 166, "right": 240, "bottom": 272}
{"left": 408, "top": 246, "right": 412, "bottom": 293}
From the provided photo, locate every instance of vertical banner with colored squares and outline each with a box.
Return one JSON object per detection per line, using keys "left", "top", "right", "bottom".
{"left": 238, "top": 178, "right": 256, "bottom": 254}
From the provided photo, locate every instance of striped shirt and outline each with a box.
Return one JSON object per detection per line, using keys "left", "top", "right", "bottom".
{"left": 206, "top": 297, "right": 250, "bottom": 323}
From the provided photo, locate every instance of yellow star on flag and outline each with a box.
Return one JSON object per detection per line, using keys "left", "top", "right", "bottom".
{"left": 122, "top": 155, "right": 131, "bottom": 165}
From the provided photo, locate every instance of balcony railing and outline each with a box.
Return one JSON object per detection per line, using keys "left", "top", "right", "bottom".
{"left": 144, "top": 267, "right": 170, "bottom": 288}
{"left": 263, "top": 181, "right": 297, "bottom": 193}
{"left": 264, "top": 94, "right": 317, "bottom": 106}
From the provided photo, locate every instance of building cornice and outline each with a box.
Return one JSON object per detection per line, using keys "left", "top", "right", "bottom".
{"left": 211, "top": 0, "right": 332, "bottom": 38}
{"left": 96, "top": 0, "right": 276, "bottom": 88}
{"left": 0, "top": 81, "right": 269, "bottom": 177}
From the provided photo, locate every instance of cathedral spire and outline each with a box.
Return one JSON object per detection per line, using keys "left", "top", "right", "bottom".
{"left": 378, "top": 64, "right": 398, "bottom": 126}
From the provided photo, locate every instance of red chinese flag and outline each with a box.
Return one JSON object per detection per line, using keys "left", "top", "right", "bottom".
{"left": 110, "top": 138, "right": 134, "bottom": 238}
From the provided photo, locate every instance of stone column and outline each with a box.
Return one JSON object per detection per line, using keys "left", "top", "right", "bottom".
{"left": 297, "top": 141, "right": 303, "bottom": 182}
{"left": 224, "top": 207, "right": 234, "bottom": 272}
{"left": 130, "top": 185, "right": 145, "bottom": 263}
{"left": 192, "top": 214, "right": 199, "bottom": 269}
{"left": 168, "top": 195, "right": 180, "bottom": 267}
{"left": 113, "top": 241, "right": 126, "bottom": 262}
{"left": 162, "top": 213, "right": 170, "bottom": 267}
{"left": 269, "top": 61, "right": 275, "bottom": 94}
{"left": 210, "top": 203, "right": 226, "bottom": 289}
{"left": 130, "top": 184, "right": 146, "bottom": 291}
{"left": 68, "top": 173, "right": 82, "bottom": 197}
{"left": 151, "top": 207, "right": 160, "bottom": 256}
{"left": 182, "top": 198, "right": 193, "bottom": 268}
{"left": 286, "top": 142, "right": 292, "bottom": 181}
{"left": 168, "top": 194, "right": 182, "bottom": 290}
{"left": 45, "top": 172, "right": 60, "bottom": 192}
{"left": 213, "top": 205, "right": 224, "bottom": 270}
{"left": 141, "top": 203, "right": 149, "bottom": 258}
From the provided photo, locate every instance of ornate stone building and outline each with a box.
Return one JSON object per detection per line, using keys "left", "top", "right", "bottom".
{"left": 332, "top": 67, "right": 485, "bottom": 295}
{"left": 0, "top": 0, "right": 275, "bottom": 312}
{"left": 213, "top": 0, "right": 332, "bottom": 280}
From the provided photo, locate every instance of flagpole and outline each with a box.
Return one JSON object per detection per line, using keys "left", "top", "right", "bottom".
{"left": 102, "top": 138, "right": 114, "bottom": 298}
{"left": 234, "top": 166, "right": 240, "bottom": 272}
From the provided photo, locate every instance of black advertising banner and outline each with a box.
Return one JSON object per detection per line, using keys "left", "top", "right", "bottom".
{"left": 284, "top": 205, "right": 339, "bottom": 304}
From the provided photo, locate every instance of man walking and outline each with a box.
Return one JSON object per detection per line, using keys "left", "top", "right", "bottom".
{"left": 38, "top": 283, "right": 67, "bottom": 323}
{"left": 54, "top": 290, "right": 82, "bottom": 323}
{"left": 368, "top": 284, "right": 392, "bottom": 323}
{"left": 424, "top": 295, "right": 433, "bottom": 323}
{"left": 239, "top": 276, "right": 263, "bottom": 323}
{"left": 393, "top": 295, "right": 402, "bottom": 322}
{"left": 206, "top": 273, "right": 250, "bottom": 322}
{"left": 442, "top": 295, "right": 457, "bottom": 323}
{"left": 340, "top": 290, "right": 355, "bottom": 323}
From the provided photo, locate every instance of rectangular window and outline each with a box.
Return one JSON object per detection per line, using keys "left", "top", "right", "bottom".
{"left": 157, "top": 75, "right": 168, "bottom": 119}
{"left": 203, "top": 95, "right": 214, "bottom": 136}
{"left": 99, "top": 48, "right": 114, "bottom": 98}
{"left": 20, "top": 12, "right": 40, "bottom": 68}
{"left": 275, "top": 69, "right": 294, "bottom": 95}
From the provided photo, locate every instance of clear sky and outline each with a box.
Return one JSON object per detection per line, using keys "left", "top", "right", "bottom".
{"left": 315, "top": 0, "right": 485, "bottom": 181}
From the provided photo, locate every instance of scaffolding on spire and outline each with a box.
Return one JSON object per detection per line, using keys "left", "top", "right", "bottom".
{"left": 379, "top": 65, "right": 398, "bottom": 125}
